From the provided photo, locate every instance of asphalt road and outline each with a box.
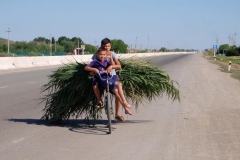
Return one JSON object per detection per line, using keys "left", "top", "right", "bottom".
{"left": 1, "top": 54, "right": 240, "bottom": 160}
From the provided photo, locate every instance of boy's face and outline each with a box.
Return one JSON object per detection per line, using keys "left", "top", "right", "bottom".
{"left": 103, "top": 43, "right": 111, "bottom": 52}
{"left": 97, "top": 51, "right": 106, "bottom": 61}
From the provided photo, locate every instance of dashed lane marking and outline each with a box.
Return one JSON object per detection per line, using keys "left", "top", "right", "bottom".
{"left": 0, "top": 86, "right": 9, "bottom": 89}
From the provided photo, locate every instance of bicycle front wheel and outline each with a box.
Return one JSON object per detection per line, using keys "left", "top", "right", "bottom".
{"left": 106, "top": 93, "right": 112, "bottom": 134}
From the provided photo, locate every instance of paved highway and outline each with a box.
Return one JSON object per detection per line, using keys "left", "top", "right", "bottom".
{"left": 1, "top": 54, "right": 240, "bottom": 160}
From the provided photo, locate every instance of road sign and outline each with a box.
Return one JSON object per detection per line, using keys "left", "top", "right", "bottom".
{"left": 81, "top": 45, "right": 85, "bottom": 49}
{"left": 213, "top": 45, "right": 218, "bottom": 50}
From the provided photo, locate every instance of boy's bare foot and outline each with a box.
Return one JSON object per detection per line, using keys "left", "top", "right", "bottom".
{"left": 95, "top": 101, "right": 104, "bottom": 109}
{"left": 123, "top": 102, "right": 132, "bottom": 109}
{"left": 115, "top": 116, "right": 125, "bottom": 122}
{"left": 125, "top": 108, "right": 132, "bottom": 115}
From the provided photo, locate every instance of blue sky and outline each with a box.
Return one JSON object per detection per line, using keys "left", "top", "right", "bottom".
{"left": 0, "top": 0, "right": 239, "bottom": 50}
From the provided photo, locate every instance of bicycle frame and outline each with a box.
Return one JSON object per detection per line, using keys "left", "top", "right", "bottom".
{"left": 98, "top": 72, "right": 114, "bottom": 134}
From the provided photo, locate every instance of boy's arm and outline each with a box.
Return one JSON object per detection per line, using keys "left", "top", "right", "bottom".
{"left": 84, "top": 61, "right": 99, "bottom": 74}
{"left": 109, "top": 56, "right": 115, "bottom": 65}
{"left": 112, "top": 58, "right": 121, "bottom": 69}
{"left": 111, "top": 51, "right": 121, "bottom": 69}
{"left": 84, "top": 65, "right": 99, "bottom": 74}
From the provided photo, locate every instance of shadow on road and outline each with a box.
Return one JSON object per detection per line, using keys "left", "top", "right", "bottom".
{"left": 8, "top": 118, "right": 154, "bottom": 135}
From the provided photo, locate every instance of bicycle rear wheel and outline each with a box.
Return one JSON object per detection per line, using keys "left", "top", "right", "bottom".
{"left": 106, "top": 93, "right": 112, "bottom": 134}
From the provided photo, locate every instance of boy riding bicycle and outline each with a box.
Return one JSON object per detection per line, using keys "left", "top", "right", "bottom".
{"left": 84, "top": 48, "right": 132, "bottom": 115}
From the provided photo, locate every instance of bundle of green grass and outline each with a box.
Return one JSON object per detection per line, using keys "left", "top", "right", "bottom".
{"left": 41, "top": 57, "right": 180, "bottom": 123}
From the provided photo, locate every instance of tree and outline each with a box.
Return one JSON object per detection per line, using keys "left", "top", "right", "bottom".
{"left": 111, "top": 39, "right": 128, "bottom": 53}
{"left": 37, "top": 44, "right": 49, "bottom": 52}
{"left": 2, "top": 44, "right": 7, "bottom": 52}
{"left": 160, "top": 47, "right": 167, "bottom": 52}
{"left": 52, "top": 37, "right": 55, "bottom": 45}
{"left": 237, "top": 46, "right": 240, "bottom": 54}
{"left": 85, "top": 44, "right": 97, "bottom": 54}
{"left": 27, "top": 41, "right": 38, "bottom": 52}
{"left": 0, "top": 44, "right": 3, "bottom": 52}
{"left": 218, "top": 44, "right": 230, "bottom": 54}
{"left": 33, "top": 37, "right": 49, "bottom": 44}
{"left": 57, "top": 36, "right": 70, "bottom": 44}
{"left": 60, "top": 40, "right": 75, "bottom": 53}
{"left": 54, "top": 45, "right": 65, "bottom": 52}
{"left": 226, "top": 47, "right": 239, "bottom": 56}
{"left": 174, "top": 48, "right": 180, "bottom": 52}
{"left": 11, "top": 41, "right": 28, "bottom": 52}
{"left": 70, "top": 37, "right": 83, "bottom": 47}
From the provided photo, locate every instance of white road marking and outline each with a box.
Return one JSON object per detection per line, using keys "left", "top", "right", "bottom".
{"left": 28, "top": 82, "right": 35, "bottom": 84}
{"left": 12, "top": 138, "right": 25, "bottom": 143}
{"left": 0, "top": 86, "right": 9, "bottom": 89}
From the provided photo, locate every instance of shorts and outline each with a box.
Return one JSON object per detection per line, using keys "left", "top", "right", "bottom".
{"left": 92, "top": 75, "right": 119, "bottom": 91}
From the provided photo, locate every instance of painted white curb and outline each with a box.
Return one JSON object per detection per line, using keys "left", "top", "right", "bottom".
{"left": 0, "top": 52, "right": 195, "bottom": 70}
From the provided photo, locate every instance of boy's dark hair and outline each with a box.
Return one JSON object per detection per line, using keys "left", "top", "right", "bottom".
{"left": 101, "top": 38, "right": 111, "bottom": 47}
{"left": 97, "top": 47, "right": 106, "bottom": 54}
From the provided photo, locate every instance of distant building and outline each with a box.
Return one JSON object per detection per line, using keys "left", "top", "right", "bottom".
{"left": 74, "top": 48, "right": 82, "bottom": 55}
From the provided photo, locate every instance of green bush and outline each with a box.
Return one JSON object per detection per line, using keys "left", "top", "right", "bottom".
{"left": 0, "top": 52, "right": 16, "bottom": 57}
{"left": 226, "top": 48, "right": 240, "bottom": 56}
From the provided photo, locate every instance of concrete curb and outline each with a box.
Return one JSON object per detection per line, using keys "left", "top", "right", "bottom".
{"left": 0, "top": 52, "right": 195, "bottom": 70}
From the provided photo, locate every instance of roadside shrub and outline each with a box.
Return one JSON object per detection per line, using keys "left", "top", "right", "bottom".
{"left": 0, "top": 53, "right": 7, "bottom": 57}
{"left": 226, "top": 48, "right": 240, "bottom": 56}
{"left": 0, "top": 53, "right": 16, "bottom": 57}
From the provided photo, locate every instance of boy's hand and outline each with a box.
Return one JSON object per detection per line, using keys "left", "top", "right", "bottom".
{"left": 106, "top": 65, "right": 112, "bottom": 74}
{"left": 106, "top": 52, "right": 112, "bottom": 59}
{"left": 93, "top": 68, "right": 99, "bottom": 74}
{"left": 89, "top": 71, "right": 95, "bottom": 76}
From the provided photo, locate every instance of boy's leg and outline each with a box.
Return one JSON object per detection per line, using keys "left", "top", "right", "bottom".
{"left": 93, "top": 85, "right": 103, "bottom": 108}
{"left": 112, "top": 75, "right": 124, "bottom": 118}
{"left": 114, "top": 82, "right": 132, "bottom": 109}
{"left": 115, "top": 99, "right": 125, "bottom": 121}
{"left": 93, "top": 85, "right": 101, "bottom": 102}
{"left": 112, "top": 86, "right": 132, "bottom": 115}
{"left": 115, "top": 99, "right": 121, "bottom": 116}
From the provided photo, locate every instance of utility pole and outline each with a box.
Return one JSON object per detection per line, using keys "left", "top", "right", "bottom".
{"left": 148, "top": 35, "right": 149, "bottom": 52}
{"left": 55, "top": 40, "right": 56, "bottom": 52}
{"left": 216, "top": 36, "right": 219, "bottom": 54}
{"left": 233, "top": 32, "right": 237, "bottom": 46}
{"left": 6, "top": 28, "right": 11, "bottom": 53}
{"left": 228, "top": 35, "right": 231, "bottom": 48}
{"left": 50, "top": 34, "right": 52, "bottom": 56}
{"left": 135, "top": 37, "right": 137, "bottom": 52}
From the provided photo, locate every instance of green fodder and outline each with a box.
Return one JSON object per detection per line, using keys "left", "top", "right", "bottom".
{"left": 118, "top": 57, "right": 180, "bottom": 108}
{"left": 41, "top": 58, "right": 180, "bottom": 123}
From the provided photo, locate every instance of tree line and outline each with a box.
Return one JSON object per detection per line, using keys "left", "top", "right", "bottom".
{"left": 0, "top": 36, "right": 195, "bottom": 56}
{"left": 0, "top": 36, "right": 129, "bottom": 55}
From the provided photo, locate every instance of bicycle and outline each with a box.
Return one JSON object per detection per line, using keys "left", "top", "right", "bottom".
{"left": 98, "top": 72, "right": 115, "bottom": 134}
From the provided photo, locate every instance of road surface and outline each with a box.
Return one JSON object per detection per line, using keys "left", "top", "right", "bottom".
{"left": 1, "top": 54, "right": 240, "bottom": 160}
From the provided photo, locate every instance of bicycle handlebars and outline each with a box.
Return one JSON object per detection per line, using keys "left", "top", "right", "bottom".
{"left": 98, "top": 71, "right": 113, "bottom": 81}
